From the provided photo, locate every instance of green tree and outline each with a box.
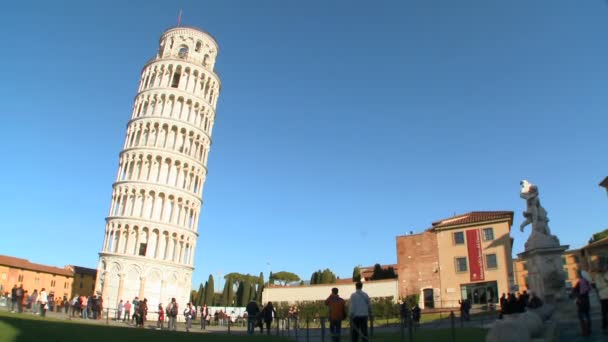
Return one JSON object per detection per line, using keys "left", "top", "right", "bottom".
{"left": 310, "top": 269, "right": 337, "bottom": 284}
{"left": 220, "top": 278, "right": 230, "bottom": 306}
{"left": 227, "top": 277, "right": 235, "bottom": 306}
{"left": 202, "top": 281, "right": 209, "bottom": 305}
{"left": 196, "top": 283, "right": 205, "bottom": 306}
{"left": 204, "top": 274, "right": 214, "bottom": 306}
{"left": 589, "top": 228, "right": 608, "bottom": 243}
{"left": 256, "top": 272, "right": 264, "bottom": 302}
{"left": 249, "top": 284, "right": 257, "bottom": 304}
{"left": 271, "top": 271, "right": 300, "bottom": 285}
{"left": 371, "top": 264, "right": 397, "bottom": 280}
{"left": 310, "top": 271, "right": 319, "bottom": 284}
{"left": 241, "top": 279, "right": 252, "bottom": 305}
{"left": 236, "top": 281, "right": 245, "bottom": 306}
{"left": 353, "top": 266, "right": 361, "bottom": 282}
{"left": 321, "top": 269, "right": 336, "bottom": 283}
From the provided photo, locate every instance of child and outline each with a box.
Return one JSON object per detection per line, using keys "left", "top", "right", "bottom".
{"left": 157, "top": 304, "right": 165, "bottom": 330}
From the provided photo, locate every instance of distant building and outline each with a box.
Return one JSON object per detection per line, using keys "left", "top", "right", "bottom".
{"left": 581, "top": 236, "right": 608, "bottom": 273}
{"left": 396, "top": 211, "right": 514, "bottom": 309}
{"left": 262, "top": 279, "right": 398, "bottom": 304}
{"left": 358, "top": 264, "right": 398, "bottom": 281}
{"left": 66, "top": 266, "right": 97, "bottom": 297}
{"left": 513, "top": 249, "right": 582, "bottom": 292}
{"left": 0, "top": 255, "right": 69, "bottom": 298}
{"left": 0, "top": 255, "right": 99, "bottom": 300}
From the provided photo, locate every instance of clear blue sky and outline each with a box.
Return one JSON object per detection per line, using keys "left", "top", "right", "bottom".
{"left": 1, "top": 0, "right": 606, "bottom": 290}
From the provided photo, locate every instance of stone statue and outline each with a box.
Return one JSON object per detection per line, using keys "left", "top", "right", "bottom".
{"left": 519, "top": 180, "right": 559, "bottom": 250}
{"left": 519, "top": 180, "right": 550, "bottom": 234}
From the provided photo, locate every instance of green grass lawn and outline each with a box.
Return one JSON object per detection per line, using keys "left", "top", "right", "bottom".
{"left": 372, "top": 328, "right": 487, "bottom": 342}
{"left": 0, "top": 310, "right": 487, "bottom": 342}
{"left": 0, "top": 311, "right": 287, "bottom": 342}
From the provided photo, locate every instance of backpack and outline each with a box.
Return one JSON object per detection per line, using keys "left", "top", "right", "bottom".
{"left": 170, "top": 304, "right": 178, "bottom": 316}
{"left": 16, "top": 288, "right": 23, "bottom": 297}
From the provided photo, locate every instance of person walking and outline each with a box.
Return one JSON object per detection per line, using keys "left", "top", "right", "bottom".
{"left": 10, "top": 285, "right": 17, "bottom": 313}
{"left": 38, "top": 288, "right": 48, "bottom": 317}
{"left": 571, "top": 270, "right": 592, "bottom": 336}
{"left": 200, "top": 304, "right": 209, "bottom": 330}
{"left": 325, "top": 288, "right": 347, "bottom": 342}
{"left": 167, "top": 298, "right": 178, "bottom": 331}
{"left": 593, "top": 263, "right": 608, "bottom": 333}
{"left": 15, "top": 285, "right": 24, "bottom": 313}
{"left": 349, "top": 282, "right": 372, "bottom": 342}
{"left": 123, "top": 300, "right": 131, "bottom": 322}
{"left": 262, "top": 301, "right": 277, "bottom": 335}
{"left": 246, "top": 300, "right": 260, "bottom": 334}
{"left": 131, "top": 297, "right": 139, "bottom": 323}
{"left": 30, "top": 289, "right": 38, "bottom": 315}
{"left": 412, "top": 304, "right": 421, "bottom": 327}
{"left": 184, "top": 302, "right": 195, "bottom": 332}
{"left": 136, "top": 298, "right": 148, "bottom": 328}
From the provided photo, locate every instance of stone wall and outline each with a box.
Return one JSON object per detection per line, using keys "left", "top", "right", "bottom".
{"left": 396, "top": 231, "right": 441, "bottom": 300}
{"left": 262, "top": 279, "right": 399, "bottom": 304}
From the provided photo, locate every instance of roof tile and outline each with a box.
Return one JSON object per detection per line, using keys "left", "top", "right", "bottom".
{"left": 431, "top": 211, "right": 513, "bottom": 229}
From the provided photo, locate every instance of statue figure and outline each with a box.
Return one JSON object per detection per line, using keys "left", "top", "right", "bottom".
{"left": 519, "top": 180, "right": 550, "bottom": 235}
{"left": 519, "top": 180, "right": 559, "bottom": 250}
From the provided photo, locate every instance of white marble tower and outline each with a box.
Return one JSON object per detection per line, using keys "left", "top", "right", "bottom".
{"left": 95, "top": 26, "right": 220, "bottom": 311}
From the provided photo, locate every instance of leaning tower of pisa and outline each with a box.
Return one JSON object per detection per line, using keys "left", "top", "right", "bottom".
{"left": 95, "top": 26, "right": 221, "bottom": 310}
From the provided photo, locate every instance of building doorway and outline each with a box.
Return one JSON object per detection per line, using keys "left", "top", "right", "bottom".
{"left": 460, "top": 281, "right": 498, "bottom": 305}
{"left": 423, "top": 288, "right": 434, "bottom": 309}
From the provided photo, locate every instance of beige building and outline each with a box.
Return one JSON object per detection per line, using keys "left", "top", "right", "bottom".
{"left": 397, "top": 211, "right": 514, "bottom": 308}
{"left": 67, "top": 266, "right": 97, "bottom": 297}
{"left": 0, "top": 255, "right": 97, "bottom": 300}
{"left": 513, "top": 249, "right": 581, "bottom": 292}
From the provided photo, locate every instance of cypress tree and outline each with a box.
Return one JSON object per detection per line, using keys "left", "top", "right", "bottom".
{"left": 236, "top": 281, "right": 245, "bottom": 306}
{"left": 204, "top": 274, "right": 214, "bottom": 306}
{"left": 196, "top": 283, "right": 205, "bottom": 306}
{"left": 220, "top": 278, "right": 230, "bottom": 306}
{"left": 241, "top": 279, "right": 251, "bottom": 305}
{"left": 256, "top": 272, "right": 264, "bottom": 302}
{"left": 250, "top": 283, "right": 257, "bottom": 304}
{"left": 202, "top": 281, "right": 208, "bottom": 305}
{"left": 226, "top": 277, "right": 235, "bottom": 306}
{"left": 353, "top": 266, "right": 361, "bottom": 282}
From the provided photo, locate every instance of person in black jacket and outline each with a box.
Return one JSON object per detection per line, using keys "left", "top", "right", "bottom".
{"left": 245, "top": 300, "right": 260, "bottom": 334}
{"left": 262, "top": 302, "right": 276, "bottom": 334}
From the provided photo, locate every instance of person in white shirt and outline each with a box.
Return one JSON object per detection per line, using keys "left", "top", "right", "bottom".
{"left": 349, "top": 282, "right": 371, "bottom": 342}
{"left": 38, "top": 288, "right": 48, "bottom": 317}
{"left": 117, "top": 300, "right": 124, "bottom": 321}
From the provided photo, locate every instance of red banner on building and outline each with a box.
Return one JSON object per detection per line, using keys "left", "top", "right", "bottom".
{"left": 466, "top": 229, "right": 484, "bottom": 281}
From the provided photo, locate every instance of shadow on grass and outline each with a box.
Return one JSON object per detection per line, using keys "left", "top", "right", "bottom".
{"left": 373, "top": 328, "right": 487, "bottom": 342}
{"left": 0, "top": 312, "right": 289, "bottom": 342}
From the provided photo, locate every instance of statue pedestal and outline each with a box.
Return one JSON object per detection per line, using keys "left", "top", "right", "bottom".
{"left": 518, "top": 244, "right": 569, "bottom": 304}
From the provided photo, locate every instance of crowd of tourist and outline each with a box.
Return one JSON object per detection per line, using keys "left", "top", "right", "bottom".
{"left": 5, "top": 269, "right": 606, "bottom": 338}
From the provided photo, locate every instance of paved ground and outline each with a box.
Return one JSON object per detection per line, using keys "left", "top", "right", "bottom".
{"left": 557, "top": 291, "right": 607, "bottom": 342}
